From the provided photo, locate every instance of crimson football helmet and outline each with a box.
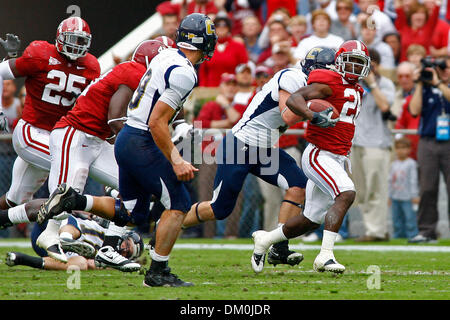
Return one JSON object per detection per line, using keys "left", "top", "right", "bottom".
{"left": 56, "top": 17, "right": 92, "bottom": 60}
{"left": 335, "top": 40, "right": 371, "bottom": 83}
{"left": 154, "top": 35, "right": 175, "bottom": 48}
{"left": 131, "top": 40, "right": 167, "bottom": 68}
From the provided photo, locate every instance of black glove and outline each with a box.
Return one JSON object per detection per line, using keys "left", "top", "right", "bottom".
{"left": 0, "top": 34, "right": 21, "bottom": 58}
{"left": 0, "top": 112, "right": 9, "bottom": 132}
{"left": 310, "top": 107, "right": 339, "bottom": 128}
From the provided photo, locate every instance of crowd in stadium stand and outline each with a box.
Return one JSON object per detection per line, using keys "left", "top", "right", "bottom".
{"left": 2, "top": 0, "right": 449, "bottom": 243}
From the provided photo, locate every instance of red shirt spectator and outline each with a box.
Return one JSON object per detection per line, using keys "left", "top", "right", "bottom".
{"left": 395, "top": 96, "right": 421, "bottom": 160}
{"left": 198, "top": 15, "right": 249, "bottom": 87}
{"left": 395, "top": 3, "right": 440, "bottom": 61}
{"left": 266, "top": 0, "right": 297, "bottom": 18}
{"left": 156, "top": 1, "right": 218, "bottom": 20}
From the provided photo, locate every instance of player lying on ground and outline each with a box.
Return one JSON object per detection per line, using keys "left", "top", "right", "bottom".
{"left": 5, "top": 209, "right": 143, "bottom": 271}
{"left": 251, "top": 40, "right": 371, "bottom": 274}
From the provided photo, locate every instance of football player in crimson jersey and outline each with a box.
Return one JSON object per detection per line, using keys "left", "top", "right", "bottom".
{"left": 251, "top": 40, "right": 371, "bottom": 274}
{"left": 32, "top": 40, "right": 168, "bottom": 266}
{"left": 0, "top": 17, "right": 100, "bottom": 214}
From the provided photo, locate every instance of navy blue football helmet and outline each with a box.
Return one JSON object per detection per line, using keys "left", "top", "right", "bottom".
{"left": 301, "top": 47, "right": 336, "bottom": 76}
{"left": 176, "top": 13, "right": 218, "bottom": 64}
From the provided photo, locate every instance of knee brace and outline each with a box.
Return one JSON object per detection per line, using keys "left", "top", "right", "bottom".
{"left": 112, "top": 199, "right": 131, "bottom": 227}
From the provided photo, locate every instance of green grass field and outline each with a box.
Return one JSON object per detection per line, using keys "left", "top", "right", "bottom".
{"left": 0, "top": 238, "right": 449, "bottom": 301}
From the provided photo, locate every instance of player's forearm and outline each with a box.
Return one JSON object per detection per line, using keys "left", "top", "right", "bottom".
{"left": 286, "top": 93, "right": 313, "bottom": 119}
{"left": 149, "top": 120, "right": 183, "bottom": 165}
{"left": 409, "top": 83, "right": 423, "bottom": 116}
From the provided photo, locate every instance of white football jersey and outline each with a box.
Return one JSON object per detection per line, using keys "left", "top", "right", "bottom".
{"left": 232, "top": 67, "right": 308, "bottom": 147}
{"left": 126, "top": 48, "right": 197, "bottom": 131}
{"left": 61, "top": 217, "right": 106, "bottom": 250}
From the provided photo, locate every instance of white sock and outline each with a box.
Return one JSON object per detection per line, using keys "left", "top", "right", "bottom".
{"left": 320, "top": 230, "right": 337, "bottom": 255}
{"left": 7, "top": 204, "right": 29, "bottom": 224}
{"left": 150, "top": 249, "right": 169, "bottom": 262}
{"left": 59, "top": 232, "right": 73, "bottom": 240}
{"left": 84, "top": 195, "right": 94, "bottom": 211}
{"left": 268, "top": 226, "right": 288, "bottom": 244}
{"left": 45, "top": 219, "right": 61, "bottom": 236}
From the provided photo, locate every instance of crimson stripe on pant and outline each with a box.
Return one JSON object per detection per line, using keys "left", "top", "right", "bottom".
{"left": 309, "top": 147, "right": 339, "bottom": 197}
{"left": 58, "top": 127, "right": 76, "bottom": 185}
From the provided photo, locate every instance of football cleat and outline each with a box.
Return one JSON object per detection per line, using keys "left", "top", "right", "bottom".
{"left": 251, "top": 253, "right": 266, "bottom": 274}
{"left": 267, "top": 245, "right": 304, "bottom": 267}
{"left": 94, "top": 246, "right": 141, "bottom": 272}
{"left": 143, "top": 267, "right": 194, "bottom": 287}
{"left": 36, "top": 229, "right": 67, "bottom": 263}
{"left": 5, "top": 252, "right": 19, "bottom": 267}
{"left": 60, "top": 237, "right": 96, "bottom": 259}
{"left": 313, "top": 254, "right": 345, "bottom": 274}
{"left": 251, "top": 230, "right": 272, "bottom": 273}
{"left": 37, "top": 184, "right": 79, "bottom": 224}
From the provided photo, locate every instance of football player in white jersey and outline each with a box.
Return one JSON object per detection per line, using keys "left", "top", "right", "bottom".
{"left": 181, "top": 47, "right": 337, "bottom": 267}
{"left": 35, "top": 13, "right": 218, "bottom": 287}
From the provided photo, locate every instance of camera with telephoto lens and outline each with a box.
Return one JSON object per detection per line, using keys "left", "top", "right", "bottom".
{"left": 419, "top": 56, "right": 447, "bottom": 83}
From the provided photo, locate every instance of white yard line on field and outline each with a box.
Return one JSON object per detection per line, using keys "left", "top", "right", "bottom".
{"left": 0, "top": 241, "right": 449, "bottom": 252}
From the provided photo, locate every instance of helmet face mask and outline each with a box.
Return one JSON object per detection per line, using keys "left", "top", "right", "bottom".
{"left": 118, "top": 231, "right": 144, "bottom": 260}
{"left": 335, "top": 40, "right": 371, "bottom": 82}
{"left": 56, "top": 17, "right": 92, "bottom": 61}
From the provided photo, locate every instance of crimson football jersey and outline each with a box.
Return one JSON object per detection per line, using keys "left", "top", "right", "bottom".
{"left": 15, "top": 41, "right": 100, "bottom": 131}
{"left": 54, "top": 61, "right": 146, "bottom": 140}
{"left": 305, "top": 69, "right": 364, "bottom": 155}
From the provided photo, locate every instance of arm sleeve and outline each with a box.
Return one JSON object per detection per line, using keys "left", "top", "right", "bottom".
{"left": 0, "top": 60, "right": 16, "bottom": 80}
{"left": 159, "top": 67, "right": 195, "bottom": 110}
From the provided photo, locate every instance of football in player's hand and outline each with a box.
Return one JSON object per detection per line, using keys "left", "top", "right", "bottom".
{"left": 307, "top": 99, "right": 339, "bottom": 119}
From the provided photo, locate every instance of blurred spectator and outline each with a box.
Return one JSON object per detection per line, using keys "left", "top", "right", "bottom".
{"left": 406, "top": 44, "right": 427, "bottom": 69}
{"left": 395, "top": 96, "right": 421, "bottom": 160}
{"left": 194, "top": 73, "right": 242, "bottom": 237}
{"left": 352, "top": 49, "right": 395, "bottom": 242}
{"left": 236, "top": 15, "right": 264, "bottom": 63}
{"left": 257, "top": 7, "right": 292, "bottom": 52}
{"left": 394, "top": 0, "right": 441, "bottom": 62}
{"left": 408, "top": 55, "right": 450, "bottom": 243}
{"left": 383, "top": 32, "right": 402, "bottom": 66}
{"left": 160, "top": 12, "right": 179, "bottom": 42}
{"left": 257, "top": 19, "right": 293, "bottom": 65}
{"left": 254, "top": 65, "right": 273, "bottom": 89}
{"left": 223, "top": 0, "right": 263, "bottom": 36}
{"left": 198, "top": 14, "right": 248, "bottom": 87}
{"left": 330, "top": 0, "right": 359, "bottom": 41}
{"left": 269, "top": 41, "right": 297, "bottom": 73}
{"left": 392, "top": 62, "right": 416, "bottom": 116}
{"left": 266, "top": 0, "right": 298, "bottom": 18}
{"left": 306, "top": 0, "right": 339, "bottom": 34}
{"left": 1, "top": 80, "right": 21, "bottom": 130}
{"left": 293, "top": 10, "right": 344, "bottom": 62}
{"left": 288, "top": 15, "right": 309, "bottom": 47}
{"left": 388, "top": 137, "right": 420, "bottom": 239}
{"left": 356, "top": 0, "right": 397, "bottom": 43}
{"left": 232, "top": 62, "right": 255, "bottom": 114}
{"left": 156, "top": 0, "right": 218, "bottom": 21}
{"left": 424, "top": 0, "right": 450, "bottom": 58}
{"left": 359, "top": 18, "right": 396, "bottom": 72}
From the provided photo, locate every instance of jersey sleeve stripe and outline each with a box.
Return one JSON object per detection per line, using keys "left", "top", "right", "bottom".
{"left": 164, "top": 65, "right": 181, "bottom": 89}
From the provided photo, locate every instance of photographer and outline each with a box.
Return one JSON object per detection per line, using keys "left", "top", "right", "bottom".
{"left": 351, "top": 48, "right": 396, "bottom": 242}
{"left": 408, "top": 56, "right": 450, "bottom": 243}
